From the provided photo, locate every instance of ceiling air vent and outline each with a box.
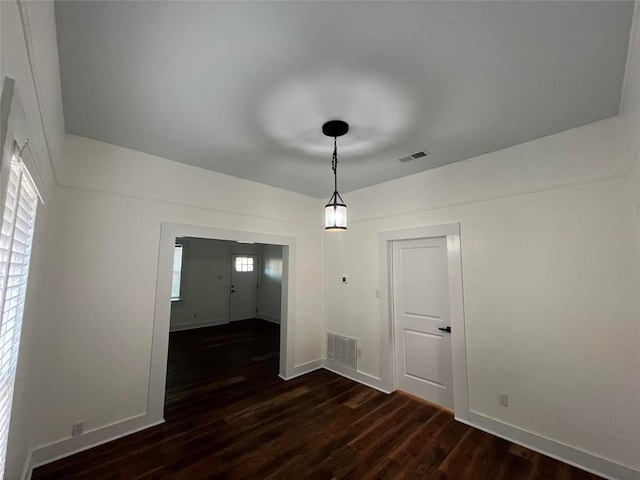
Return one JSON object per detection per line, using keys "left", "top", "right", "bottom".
{"left": 398, "top": 150, "right": 430, "bottom": 163}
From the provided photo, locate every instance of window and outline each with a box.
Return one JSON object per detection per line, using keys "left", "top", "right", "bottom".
{"left": 0, "top": 153, "right": 39, "bottom": 478}
{"left": 234, "top": 256, "right": 254, "bottom": 272}
{"left": 171, "top": 244, "right": 183, "bottom": 300}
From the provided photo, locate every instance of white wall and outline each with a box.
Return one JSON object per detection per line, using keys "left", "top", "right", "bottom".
{"left": 7, "top": 2, "right": 637, "bottom": 478}
{"left": 34, "top": 134, "right": 323, "bottom": 453}
{"left": 621, "top": 3, "right": 640, "bottom": 158}
{"left": 1, "top": 2, "right": 64, "bottom": 479}
{"left": 259, "top": 244, "right": 283, "bottom": 323}
{"left": 620, "top": 2, "right": 640, "bottom": 264}
{"left": 323, "top": 116, "right": 639, "bottom": 473}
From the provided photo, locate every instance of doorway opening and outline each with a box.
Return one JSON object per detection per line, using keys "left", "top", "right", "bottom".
{"left": 164, "top": 238, "right": 284, "bottom": 412}
{"left": 149, "top": 223, "right": 295, "bottom": 424}
{"left": 169, "top": 238, "right": 283, "bottom": 330}
{"left": 378, "top": 223, "right": 469, "bottom": 420}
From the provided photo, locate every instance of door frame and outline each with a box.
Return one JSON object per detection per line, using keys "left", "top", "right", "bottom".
{"left": 378, "top": 223, "right": 469, "bottom": 419}
{"left": 149, "top": 222, "right": 295, "bottom": 423}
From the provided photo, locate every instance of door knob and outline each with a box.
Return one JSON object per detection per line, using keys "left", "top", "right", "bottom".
{"left": 438, "top": 326, "right": 451, "bottom": 333}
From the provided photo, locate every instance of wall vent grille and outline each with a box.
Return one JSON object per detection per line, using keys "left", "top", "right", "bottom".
{"left": 327, "top": 332, "right": 357, "bottom": 370}
{"left": 398, "top": 150, "right": 430, "bottom": 162}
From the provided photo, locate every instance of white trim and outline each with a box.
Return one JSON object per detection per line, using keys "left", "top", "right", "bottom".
{"left": 19, "top": 449, "right": 31, "bottom": 480}
{"left": 461, "top": 411, "right": 640, "bottom": 480}
{"left": 151, "top": 223, "right": 297, "bottom": 425}
{"left": 322, "top": 362, "right": 392, "bottom": 394}
{"left": 25, "top": 414, "right": 163, "bottom": 480}
{"left": 57, "top": 183, "right": 321, "bottom": 228}
{"left": 1, "top": 81, "right": 51, "bottom": 204}
{"left": 378, "top": 223, "right": 469, "bottom": 421}
{"left": 169, "top": 318, "right": 228, "bottom": 332}
{"left": 445, "top": 234, "right": 469, "bottom": 418}
{"left": 280, "top": 244, "right": 293, "bottom": 378}
{"left": 619, "top": 0, "right": 639, "bottom": 117}
{"left": 15, "top": 1, "right": 58, "bottom": 186}
{"left": 278, "top": 359, "right": 323, "bottom": 380}
{"left": 629, "top": 143, "right": 640, "bottom": 179}
{"left": 352, "top": 173, "right": 627, "bottom": 226}
{"left": 318, "top": 360, "right": 639, "bottom": 480}
{"left": 25, "top": 362, "right": 638, "bottom": 480}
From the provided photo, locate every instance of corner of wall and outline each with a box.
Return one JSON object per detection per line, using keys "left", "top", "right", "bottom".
{"left": 25, "top": 414, "right": 163, "bottom": 480}
{"left": 460, "top": 412, "right": 640, "bottom": 480}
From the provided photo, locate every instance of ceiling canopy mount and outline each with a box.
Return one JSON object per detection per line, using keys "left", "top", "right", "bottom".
{"left": 322, "top": 120, "right": 349, "bottom": 138}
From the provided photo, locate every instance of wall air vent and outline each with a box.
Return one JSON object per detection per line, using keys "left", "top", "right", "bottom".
{"left": 398, "top": 150, "right": 430, "bottom": 162}
{"left": 327, "top": 332, "right": 357, "bottom": 370}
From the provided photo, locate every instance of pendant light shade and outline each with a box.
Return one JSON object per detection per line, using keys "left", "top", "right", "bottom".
{"left": 322, "top": 120, "right": 349, "bottom": 231}
{"left": 325, "top": 192, "right": 347, "bottom": 231}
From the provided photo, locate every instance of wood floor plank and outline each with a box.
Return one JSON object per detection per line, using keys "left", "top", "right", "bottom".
{"left": 33, "top": 319, "right": 605, "bottom": 480}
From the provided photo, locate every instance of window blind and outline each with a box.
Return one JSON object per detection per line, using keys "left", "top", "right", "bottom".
{"left": 0, "top": 156, "right": 39, "bottom": 477}
{"left": 171, "top": 245, "right": 183, "bottom": 300}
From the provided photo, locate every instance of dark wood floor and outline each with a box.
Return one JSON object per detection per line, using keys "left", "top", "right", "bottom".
{"left": 33, "top": 319, "right": 602, "bottom": 480}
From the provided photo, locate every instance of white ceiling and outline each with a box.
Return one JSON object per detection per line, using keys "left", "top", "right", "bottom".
{"left": 55, "top": 1, "right": 634, "bottom": 198}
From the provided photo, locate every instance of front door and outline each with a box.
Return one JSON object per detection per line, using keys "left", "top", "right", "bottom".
{"left": 392, "top": 237, "right": 453, "bottom": 408}
{"left": 229, "top": 254, "right": 259, "bottom": 321}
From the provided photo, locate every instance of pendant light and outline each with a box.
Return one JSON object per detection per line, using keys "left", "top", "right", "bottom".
{"left": 322, "top": 120, "right": 349, "bottom": 231}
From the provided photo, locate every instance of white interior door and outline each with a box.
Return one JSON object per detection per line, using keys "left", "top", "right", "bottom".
{"left": 392, "top": 237, "right": 453, "bottom": 408}
{"left": 229, "top": 254, "right": 259, "bottom": 322}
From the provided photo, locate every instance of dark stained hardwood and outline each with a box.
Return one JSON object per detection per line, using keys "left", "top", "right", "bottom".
{"left": 33, "top": 319, "right": 603, "bottom": 480}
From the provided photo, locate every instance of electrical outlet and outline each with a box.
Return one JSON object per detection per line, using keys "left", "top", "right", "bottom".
{"left": 71, "top": 421, "right": 84, "bottom": 437}
{"left": 375, "top": 289, "right": 380, "bottom": 298}
{"left": 498, "top": 392, "right": 509, "bottom": 407}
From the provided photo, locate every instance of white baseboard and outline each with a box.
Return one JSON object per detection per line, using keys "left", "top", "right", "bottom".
{"left": 461, "top": 411, "right": 640, "bottom": 480}
{"left": 19, "top": 449, "right": 32, "bottom": 480}
{"left": 25, "top": 414, "right": 164, "bottom": 480}
{"left": 318, "top": 364, "right": 638, "bottom": 479}
{"left": 169, "top": 318, "right": 227, "bottom": 332}
{"left": 257, "top": 314, "right": 280, "bottom": 324}
{"left": 25, "top": 368, "right": 636, "bottom": 480}
{"left": 279, "top": 359, "right": 323, "bottom": 380}
{"left": 322, "top": 361, "right": 393, "bottom": 394}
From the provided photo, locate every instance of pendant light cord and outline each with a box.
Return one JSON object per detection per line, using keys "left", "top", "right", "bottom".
{"left": 332, "top": 136, "right": 338, "bottom": 194}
